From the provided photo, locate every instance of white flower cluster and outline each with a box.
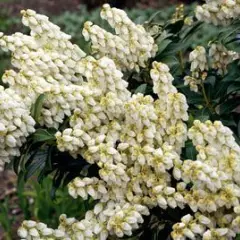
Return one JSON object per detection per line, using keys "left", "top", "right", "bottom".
{"left": 0, "top": 7, "right": 189, "bottom": 239}
{"left": 17, "top": 58, "right": 189, "bottom": 239}
{"left": 19, "top": 120, "right": 240, "bottom": 240}
{"left": 171, "top": 213, "right": 229, "bottom": 240}
{"left": 35, "top": 61, "right": 188, "bottom": 239}
{"left": 209, "top": 43, "right": 239, "bottom": 75}
{"left": 19, "top": 202, "right": 149, "bottom": 240}
{"left": 184, "top": 43, "right": 239, "bottom": 92}
{"left": 18, "top": 220, "right": 66, "bottom": 239}
{"left": 0, "top": 4, "right": 237, "bottom": 240}
{"left": 0, "top": 8, "right": 91, "bottom": 169}
{"left": 0, "top": 86, "right": 35, "bottom": 170}
{"left": 195, "top": 0, "right": 240, "bottom": 26}
{"left": 189, "top": 46, "right": 208, "bottom": 74}
{"left": 0, "top": 9, "right": 88, "bottom": 128}
{"left": 0, "top": 5, "right": 154, "bottom": 128}
{"left": 171, "top": 120, "right": 240, "bottom": 239}
{"left": 184, "top": 46, "right": 208, "bottom": 92}
{"left": 82, "top": 4, "right": 158, "bottom": 72}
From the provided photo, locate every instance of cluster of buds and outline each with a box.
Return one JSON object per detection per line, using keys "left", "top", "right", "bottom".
{"left": 170, "top": 120, "right": 240, "bottom": 239}
{"left": 170, "top": 3, "right": 193, "bottom": 26}
{"left": 18, "top": 120, "right": 240, "bottom": 240}
{"left": 209, "top": 43, "right": 239, "bottom": 75}
{"left": 18, "top": 220, "right": 67, "bottom": 239}
{"left": 171, "top": 4, "right": 185, "bottom": 23}
{"left": 0, "top": 86, "right": 35, "bottom": 170}
{"left": 195, "top": 0, "right": 240, "bottom": 26}
{"left": 184, "top": 43, "right": 239, "bottom": 92}
{"left": 49, "top": 60, "right": 189, "bottom": 239}
{"left": 0, "top": 9, "right": 87, "bottom": 128}
{"left": 184, "top": 46, "right": 208, "bottom": 92}
{"left": 82, "top": 4, "right": 158, "bottom": 72}
{"left": 171, "top": 213, "right": 231, "bottom": 240}
{"left": 189, "top": 46, "right": 208, "bottom": 74}
{"left": 19, "top": 202, "right": 149, "bottom": 240}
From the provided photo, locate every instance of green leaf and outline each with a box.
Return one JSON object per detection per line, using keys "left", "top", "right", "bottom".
{"left": 145, "top": 10, "right": 164, "bottom": 25}
{"left": 219, "top": 98, "right": 240, "bottom": 114}
{"left": 158, "top": 42, "right": 183, "bottom": 58}
{"left": 238, "top": 120, "right": 240, "bottom": 138}
{"left": 205, "top": 75, "right": 216, "bottom": 86}
{"left": 13, "top": 153, "right": 22, "bottom": 174}
{"left": 213, "top": 81, "right": 230, "bottom": 100}
{"left": 227, "top": 82, "right": 240, "bottom": 94}
{"left": 165, "top": 20, "right": 184, "bottom": 34}
{"left": 182, "top": 140, "right": 197, "bottom": 160}
{"left": 222, "top": 61, "right": 240, "bottom": 82}
{"left": 219, "top": 21, "right": 240, "bottom": 44}
{"left": 18, "top": 143, "right": 33, "bottom": 173}
{"left": 195, "top": 107, "right": 211, "bottom": 122}
{"left": 236, "top": 234, "right": 240, "bottom": 240}
{"left": 135, "top": 84, "right": 147, "bottom": 94}
{"left": 32, "top": 129, "right": 56, "bottom": 143}
{"left": 181, "top": 21, "right": 203, "bottom": 42}
{"left": 31, "top": 94, "right": 46, "bottom": 123}
{"left": 220, "top": 118, "right": 237, "bottom": 128}
{"left": 156, "top": 39, "right": 172, "bottom": 55}
{"left": 25, "top": 150, "right": 48, "bottom": 180}
{"left": 187, "top": 94, "right": 204, "bottom": 105}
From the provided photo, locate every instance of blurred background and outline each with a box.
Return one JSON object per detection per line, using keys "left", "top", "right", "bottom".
{"left": 0, "top": 0, "right": 211, "bottom": 239}
{"left": 0, "top": 0, "right": 197, "bottom": 13}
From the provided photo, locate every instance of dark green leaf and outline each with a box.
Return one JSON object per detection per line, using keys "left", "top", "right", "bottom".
{"left": 145, "top": 10, "right": 164, "bottom": 25}
{"left": 31, "top": 94, "right": 46, "bottom": 123}
{"left": 19, "top": 143, "right": 33, "bottom": 173}
{"left": 165, "top": 20, "right": 184, "bottom": 34}
{"left": 220, "top": 118, "right": 237, "bottom": 128}
{"left": 195, "top": 107, "right": 211, "bottom": 122}
{"left": 32, "top": 129, "right": 56, "bottom": 143}
{"left": 158, "top": 42, "right": 186, "bottom": 58}
{"left": 234, "top": 133, "right": 240, "bottom": 145}
{"left": 181, "top": 21, "right": 203, "bottom": 42}
{"left": 222, "top": 61, "right": 240, "bottom": 82}
{"left": 25, "top": 150, "right": 47, "bottom": 180}
{"left": 13, "top": 154, "right": 21, "bottom": 174}
{"left": 187, "top": 94, "right": 204, "bottom": 105}
{"left": 135, "top": 84, "right": 147, "bottom": 94}
{"left": 183, "top": 140, "right": 197, "bottom": 160}
{"left": 205, "top": 75, "right": 216, "bottom": 86}
{"left": 220, "top": 22, "right": 240, "bottom": 44}
{"left": 238, "top": 120, "right": 240, "bottom": 137}
{"left": 219, "top": 98, "right": 240, "bottom": 114}
{"left": 227, "top": 82, "right": 240, "bottom": 94}
{"left": 236, "top": 234, "right": 240, "bottom": 240}
{"left": 156, "top": 39, "right": 172, "bottom": 55}
{"left": 213, "top": 81, "right": 230, "bottom": 100}
{"left": 186, "top": 145, "right": 197, "bottom": 160}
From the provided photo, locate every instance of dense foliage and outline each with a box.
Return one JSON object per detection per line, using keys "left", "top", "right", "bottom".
{"left": 0, "top": 1, "right": 240, "bottom": 239}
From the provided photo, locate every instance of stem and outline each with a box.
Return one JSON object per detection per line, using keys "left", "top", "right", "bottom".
{"left": 178, "top": 51, "right": 184, "bottom": 72}
{"left": 200, "top": 81, "right": 215, "bottom": 114}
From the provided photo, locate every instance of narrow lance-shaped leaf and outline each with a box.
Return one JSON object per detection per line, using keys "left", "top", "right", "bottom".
{"left": 32, "top": 129, "right": 56, "bottom": 143}
{"left": 30, "top": 94, "right": 46, "bottom": 123}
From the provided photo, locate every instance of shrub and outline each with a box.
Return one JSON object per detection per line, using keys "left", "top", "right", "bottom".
{"left": 0, "top": 1, "right": 240, "bottom": 239}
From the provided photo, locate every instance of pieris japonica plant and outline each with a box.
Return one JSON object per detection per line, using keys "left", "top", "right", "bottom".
{"left": 0, "top": 1, "right": 240, "bottom": 239}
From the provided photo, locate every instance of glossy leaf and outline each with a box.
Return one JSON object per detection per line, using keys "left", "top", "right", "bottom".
{"left": 32, "top": 129, "right": 56, "bottom": 143}
{"left": 135, "top": 84, "right": 148, "bottom": 94}
{"left": 219, "top": 98, "right": 240, "bottom": 114}
{"left": 30, "top": 94, "right": 46, "bottom": 123}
